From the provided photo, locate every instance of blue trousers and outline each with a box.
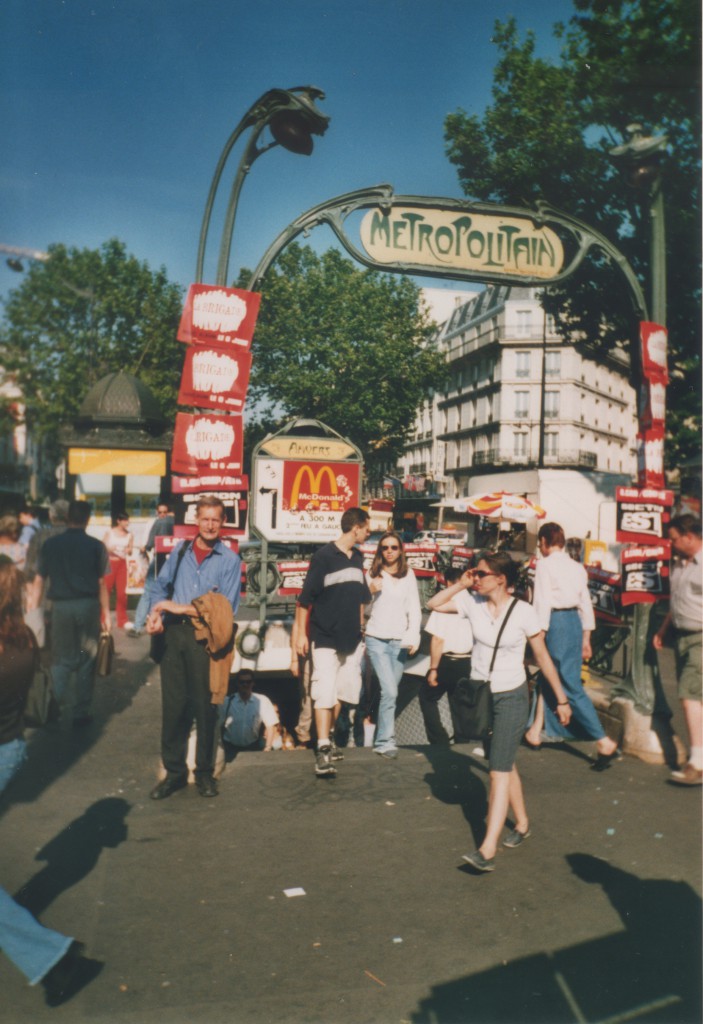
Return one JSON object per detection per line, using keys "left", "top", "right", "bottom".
{"left": 134, "top": 575, "right": 158, "bottom": 630}
{"left": 365, "top": 637, "right": 408, "bottom": 753}
{"left": 542, "top": 609, "right": 605, "bottom": 741}
{"left": 50, "top": 597, "right": 100, "bottom": 718}
{"left": 0, "top": 741, "right": 73, "bottom": 984}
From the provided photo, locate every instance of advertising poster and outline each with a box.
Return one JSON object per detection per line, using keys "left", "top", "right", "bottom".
{"left": 171, "top": 412, "right": 243, "bottom": 475}
{"left": 620, "top": 542, "right": 671, "bottom": 607}
{"left": 177, "top": 344, "right": 252, "bottom": 412}
{"left": 636, "top": 427, "right": 665, "bottom": 489}
{"left": 252, "top": 458, "right": 361, "bottom": 542}
{"left": 177, "top": 284, "right": 261, "bottom": 349}
{"left": 616, "top": 487, "right": 675, "bottom": 544}
{"left": 639, "top": 322, "right": 669, "bottom": 384}
{"left": 586, "top": 566, "right": 623, "bottom": 624}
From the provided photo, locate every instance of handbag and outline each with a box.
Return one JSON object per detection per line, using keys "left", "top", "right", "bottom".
{"left": 149, "top": 542, "right": 190, "bottom": 664}
{"left": 24, "top": 665, "right": 54, "bottom": 727}
{"left": 454, "top": 598, "right": 518, "bottom": 740}
{"left": 96, "top": 631, "right": 115, "bottom": 677}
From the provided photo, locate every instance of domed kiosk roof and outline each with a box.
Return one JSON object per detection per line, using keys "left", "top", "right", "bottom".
{"left": 62, "top": 370, "right": 171, "bottom": 450}
{"left": 78, "top": 371, "right": 165, "bottom": 428}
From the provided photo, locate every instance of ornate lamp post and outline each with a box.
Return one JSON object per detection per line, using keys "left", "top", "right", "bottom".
{"left": 609, "top": 124, "right": 673, "bottom": 728}
{"left": 195, "top": 86, "right": 329, "bottom": 286}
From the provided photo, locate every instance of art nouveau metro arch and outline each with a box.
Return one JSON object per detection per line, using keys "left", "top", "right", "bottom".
{"left": 246, "top": 185, "right": 648, "bottom": 322}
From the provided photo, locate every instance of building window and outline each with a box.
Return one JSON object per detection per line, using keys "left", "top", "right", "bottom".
{"left": 544, "top": 391, "right": 559, "bottom": 418}
{"left": 544, "top": 432, "right": 559, "bottom": 456}
{"left": 514, "top": 391, "right": 529, "bottom": 418}
{"left": 545, "top": 351, "right": 561, "bottom": 377}
{"left": 516, "top": 310, "right": 532, "bottom": 337}
{"left": 516, "top": 351, "right": 531, "bottom": 378}
{"left": 513, "top": 432, "right": 528, "bottom": 457}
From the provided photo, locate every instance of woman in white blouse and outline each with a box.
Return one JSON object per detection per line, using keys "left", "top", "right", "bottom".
{"left": 365, "top": 531, "right": 421, "bottom": 759}
{"left": 428, "top": 550, "right": 571, "bottom": 872}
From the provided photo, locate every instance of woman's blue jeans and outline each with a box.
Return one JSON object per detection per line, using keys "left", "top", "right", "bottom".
{"left": 542, "top": 609, "right": 605, "bottom": 741}
{"left": 365, "top": 637, "right": 408, "bottom": 752}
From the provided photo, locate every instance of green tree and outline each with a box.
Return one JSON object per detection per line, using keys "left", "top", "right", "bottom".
{"left": 0, "top": 239, "right": 184, "bottom": 448}
{"left": 239, "top": 244, "right": 445, "bottom": 467}
{"left": 444, "top": 0, "right": 701, "bottom": 467}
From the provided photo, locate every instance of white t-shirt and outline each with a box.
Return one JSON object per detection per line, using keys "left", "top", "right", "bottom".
{"left": 670, "top": 551, "right": 703, "bottom": 631}
{"left": 365, "top": 570, "right": 422, "bottom": 649}
{"left": 424, "top": 610, "right": 473, "bottom": 655}
{"left": 220, "top": 692, "right": 279, "bottom": 747}
{"left": 532, "top": 549, "right": 595, "bottom": 632}
{"left": 453, "top": 592, "right": 541, "bottom": 693}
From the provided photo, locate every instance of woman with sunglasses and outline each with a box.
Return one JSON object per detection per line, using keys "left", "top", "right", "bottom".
{"left": 428, "top": 550, "right": 571, "bottom": 872}
{"left": 365, "top": 531, "right": 422, "bottom": 759}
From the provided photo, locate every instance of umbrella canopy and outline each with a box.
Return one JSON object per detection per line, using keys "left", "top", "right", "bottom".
{"left": 454, "top": 491, "right": 546, "bottom": 523}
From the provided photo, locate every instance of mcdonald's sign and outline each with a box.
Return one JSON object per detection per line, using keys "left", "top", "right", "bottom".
{"left": 283, "top": 460, "right": 358, "bottom": 513}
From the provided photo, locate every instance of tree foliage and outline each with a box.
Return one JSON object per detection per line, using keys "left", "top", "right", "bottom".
{"left": 239, "top": 244, "right": 445, "bottom": 466}
{"left": 0, "top": 239, "right": 184, "bottom": 447}
{"left": 444, "top": 0, "right": 701, "bottom": 466}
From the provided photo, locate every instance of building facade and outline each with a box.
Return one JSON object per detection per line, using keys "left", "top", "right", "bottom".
{"left": 397, "top": 284, "right": 637, "bottom": 507}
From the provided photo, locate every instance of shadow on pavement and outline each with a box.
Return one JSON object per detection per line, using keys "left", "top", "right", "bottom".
{"left": 411, "top": 854, "right": 702, "bottom": 1024}
{"left": 421, "top": 744, "right": 489, "bottom": 851}
{"left": 0, "top": 644, "right": 152, "bottom": 819}
{"left": 13, "top": 797, "right": 131, "bottom": 915}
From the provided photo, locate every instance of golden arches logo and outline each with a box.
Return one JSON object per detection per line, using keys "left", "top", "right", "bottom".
{"left": 289, "top": 464, "right": 341, "bottom": 511}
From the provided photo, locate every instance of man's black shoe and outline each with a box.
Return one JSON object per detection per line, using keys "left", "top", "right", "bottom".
{"left": 42, "top": 941, "right": 104, "bottom": 1007}
{"left": 149, "top": 775, "right": 188, "bottom": 800}
{"left": 195, "top": 775, "right": 218, "bottom": 797}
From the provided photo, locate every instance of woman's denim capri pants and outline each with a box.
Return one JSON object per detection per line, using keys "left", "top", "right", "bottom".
{"left": 489, "top": 683, "right": 529, "bottom": 772}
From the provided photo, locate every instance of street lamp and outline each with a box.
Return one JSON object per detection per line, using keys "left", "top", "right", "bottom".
{"left": 609, "top": 124, "right": 672, "bottom": 723}
{"left": 195, "top": 86, "right": 330, "bottom": 286}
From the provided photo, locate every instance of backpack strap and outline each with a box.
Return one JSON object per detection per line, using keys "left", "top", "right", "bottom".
{"left": 488, "top": 598, "right": 519, "bottom": 679}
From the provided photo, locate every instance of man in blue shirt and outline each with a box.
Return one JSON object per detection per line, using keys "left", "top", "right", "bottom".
{"left": 146, "top": 496, "right": 241, "bottom": 799}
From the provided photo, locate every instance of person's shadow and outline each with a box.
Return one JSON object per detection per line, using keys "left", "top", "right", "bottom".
{"left": 13, "top": 797, "right": 131, "bottom": 916}
{"left": 421, "top": 743, "right": 489, "bottom": 850}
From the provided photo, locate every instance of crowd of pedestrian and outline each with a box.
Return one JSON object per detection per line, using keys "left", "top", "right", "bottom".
{"left": 1, "top": 497, "right": 700, "bottom": 1004}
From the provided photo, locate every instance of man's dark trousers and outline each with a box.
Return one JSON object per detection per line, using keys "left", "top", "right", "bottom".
{"left": 419, "top": 654, "right": 473, "bottom": 745}
{"left": 160, "top": 622, "right": 217, "bottom": 780}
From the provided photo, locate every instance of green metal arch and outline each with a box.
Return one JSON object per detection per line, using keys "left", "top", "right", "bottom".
{"left": 246, "top": 185, "right": 647, "bottom": 320}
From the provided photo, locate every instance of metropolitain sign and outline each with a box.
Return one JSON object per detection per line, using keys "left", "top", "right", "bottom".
{"left": 360, "top": 207, "right": 564, "bottom": 280}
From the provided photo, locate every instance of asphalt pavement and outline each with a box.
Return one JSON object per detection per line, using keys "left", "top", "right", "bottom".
{"left": 1, "top": 631, "right": 701, "bottom": 1024}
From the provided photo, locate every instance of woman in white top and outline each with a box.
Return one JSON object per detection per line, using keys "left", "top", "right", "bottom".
{"left": 365, "top": 531, "right": 421, "bottom": 759}
{"left": 428, "top": 550, "right": 571, "bottom": 872}
{"left": 102, "top": 513, "right": 133, "bottom": 630}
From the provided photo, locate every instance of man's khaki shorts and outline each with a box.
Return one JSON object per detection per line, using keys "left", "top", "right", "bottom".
{"left": 675, "top": 632, "right": 702, "bottom": 701}
{"left": 310, "top": 643, "right": 364, "bottom": 709}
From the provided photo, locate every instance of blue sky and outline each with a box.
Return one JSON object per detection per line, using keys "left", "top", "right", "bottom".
{"left": 1, "top": 0, "right": 577, "bottom": 305}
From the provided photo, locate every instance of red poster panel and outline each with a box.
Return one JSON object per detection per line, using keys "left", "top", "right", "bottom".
{"left": 177, "top": 285, "right": 261, "bottom": 349}
{"left": 636, "top": 427, "right": 665, "bottom": 489}
{"left": 171, "top": 412, "right": 243, "bottom": 474}
{"left": 177, "top": 344, "right": 252, "bottom": 412}
{"left": 637, "top": 377, "right": 666, "bottom": 431}
{"left": 639, "top": 322, "right": 669, "bottom": 384}
{"left": 620, "top": 542, "right": 671, "bottom": 606}
{"left": 155, "top": 533, "right": 240, "bottom": 553}
{"left": 616, "top": 487, "right": 675, "bottom": 543}
{"left": 171, "top": 474, "right": 248, "bottom": 494}
{"left": 281, "top": 460, "right": 359, "bottom": 512}
{"left": 586, "top": 566, "right": 623, "bottom": 624}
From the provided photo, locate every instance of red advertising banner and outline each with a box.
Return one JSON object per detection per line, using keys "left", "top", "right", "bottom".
{"left": 172, "top": 487, "right": 248, "bottom": 536}
{"left": 639, "top": 322, "right": 669, "bottom": 385}
{"left": 620, "top": 541, "right": 671, "bottom": 606}
{"left": 636, "top": 427, "right": 665, "bottom": 489}
{"left": 282, "top": 460, "right": 359, "bottom": 513}
{"left": 171, "top": 412, "right": 243, "bottom": 474}
{"left": 177, "top": 284, "right": 261, "bottom": 349}
{"left": 586, "top": 566, "right": 623, "bottom": 624}
{"left": 155, "top": 532, "right": 240, "bottom": 553}
{"left": 171, "top": 474, "right": 248, "bottom": 494}
{"left": 177, "top": 344, "right": 252, "bottom": 412}
{"left": 616, "top": 487, "right": 675, "bottom": 543}
{"left": 637, "top": 377, "right": 666, "bottom": 430}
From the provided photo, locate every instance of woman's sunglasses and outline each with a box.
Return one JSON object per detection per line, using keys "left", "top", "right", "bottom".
{"left": 472, "top": 570, "right": 497, "bottom": 578}
{"left": 381, "top": 543, "right": 400, "bottom": 551}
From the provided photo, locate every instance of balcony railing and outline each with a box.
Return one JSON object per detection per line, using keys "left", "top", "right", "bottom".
{"left": 467, "top": 449, "right": 598, "bottom": 469}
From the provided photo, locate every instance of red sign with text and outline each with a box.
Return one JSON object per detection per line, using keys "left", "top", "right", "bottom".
{"left": 171, "top": 412, "right": 243, "bottom": 475}
{"left": 177, "top": 284, "right": 261, "bottom": 349}
{"left": 620, "top": 542, "right": 671, "bottom": 606}
{"left": 177, "top": 344, "right": 252, "bottom": 412}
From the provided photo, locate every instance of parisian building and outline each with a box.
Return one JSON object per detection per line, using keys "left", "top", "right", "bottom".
{"left": 395, "top": 284, "right": 637, "bottom": 510}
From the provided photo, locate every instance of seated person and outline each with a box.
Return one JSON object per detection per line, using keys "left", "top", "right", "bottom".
{"left": 219, "top": 670, "right": 279, "bottom": 761}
